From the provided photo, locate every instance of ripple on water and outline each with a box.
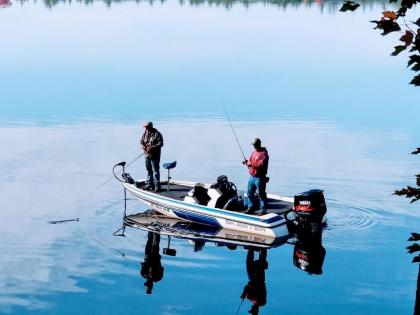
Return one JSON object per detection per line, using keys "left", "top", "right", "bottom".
{"left": 326, "top": 202, "right": 381, "bottom": 232}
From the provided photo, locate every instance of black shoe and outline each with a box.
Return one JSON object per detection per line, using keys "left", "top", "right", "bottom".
{"left": 260, "top": 210, "right": 267, "bottom": 215}
{"left": 244, "top": 208, "right": 254, "bottom": 215}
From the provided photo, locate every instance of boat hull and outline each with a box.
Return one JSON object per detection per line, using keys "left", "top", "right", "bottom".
{"left": 123, "top": 182, "right": 292, "bottom": 238}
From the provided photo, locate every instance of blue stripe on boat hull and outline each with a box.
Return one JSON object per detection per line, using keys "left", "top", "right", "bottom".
{"left": 172, "top": 210, "right": 222, "bottom": 228}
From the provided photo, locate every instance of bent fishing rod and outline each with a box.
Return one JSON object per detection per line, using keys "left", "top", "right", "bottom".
{"left": 221, "top": 102, "right": 248, "bottom": 163}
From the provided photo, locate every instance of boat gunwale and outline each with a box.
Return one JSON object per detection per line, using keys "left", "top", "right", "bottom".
{"left": 123, "top": 181, "right": 292, "bottom": 229}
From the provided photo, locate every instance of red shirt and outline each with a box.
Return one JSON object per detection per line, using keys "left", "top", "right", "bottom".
{"left": 248, "top": 148, "right": 269, "bottom": 177}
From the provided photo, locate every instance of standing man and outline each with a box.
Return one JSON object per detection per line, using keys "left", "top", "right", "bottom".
{"left": 243, "top": 138, "right": 269, "bottom": 214}
{"left": 140, "top": 121, "right": 164, "bottom": 192}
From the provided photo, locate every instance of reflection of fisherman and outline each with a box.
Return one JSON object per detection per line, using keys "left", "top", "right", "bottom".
{"left": 140, "top": 121, "right": 164, "bottom": 192}
{"left": 140, "top": 232, "right": 164, "bottom": 294}
{"left": 243, "top": 138, "right": 269, "bottom": 214}
{"left": 241, "top": 249, "right": 268, "bottom": 315}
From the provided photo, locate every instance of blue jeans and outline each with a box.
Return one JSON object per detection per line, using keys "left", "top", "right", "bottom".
{"left": 145, "top": 157, "right": 160, "bottom": 189}
{"left": 247, "top": 176, "right": 267, "bottom": 211}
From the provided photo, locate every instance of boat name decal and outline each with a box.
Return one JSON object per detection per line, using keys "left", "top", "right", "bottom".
{"left": 225, "top": 219, "right": 266, "bottom": 232}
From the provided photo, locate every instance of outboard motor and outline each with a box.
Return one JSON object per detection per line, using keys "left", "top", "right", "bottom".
{"left": 293, "top": 189, "right": 327, "bottom": 234}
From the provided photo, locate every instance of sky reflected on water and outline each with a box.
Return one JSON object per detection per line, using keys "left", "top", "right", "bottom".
{"left": 0, "top": 119, "right": 419, "bottom": 314}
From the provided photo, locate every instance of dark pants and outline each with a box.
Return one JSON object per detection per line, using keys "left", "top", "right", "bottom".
{"left": 247, "top": 176, "right": 267, "bottom": 211}
{"left": 145, "top": 157, "right": 160, "bottom": 189}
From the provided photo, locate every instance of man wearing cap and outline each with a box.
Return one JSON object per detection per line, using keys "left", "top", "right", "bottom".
{"left": 243, "top": 138, "right": 269, "bottom": 214}
{"left": 140, "top": 122, "right": 164, "bottom": 192}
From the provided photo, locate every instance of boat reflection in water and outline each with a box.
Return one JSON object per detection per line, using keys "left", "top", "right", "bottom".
{"left": 118, "top": 209, "right": 326, "bottom": 311}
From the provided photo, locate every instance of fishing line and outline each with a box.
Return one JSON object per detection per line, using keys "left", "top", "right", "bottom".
{"left": 92, "top": 152, "right": 145, "bottom": 194}
{"left": 91, "top": 236, "right": 126, "bottom": 258}
{"left": 221, "top": 101, "right": 247, "bottom": 163}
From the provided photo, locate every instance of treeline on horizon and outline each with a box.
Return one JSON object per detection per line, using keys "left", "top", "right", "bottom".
{"left": 17, "top": 0, "right": 390, "bottom": 9}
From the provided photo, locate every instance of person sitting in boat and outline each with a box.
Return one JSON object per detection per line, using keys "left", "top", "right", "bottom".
{"left": 240, "top": 249, "right": 268, "bottom": 315}
{"left": 242, "top": 138, "right": 269, "bottom": 215}
{"left": 140, "top": 121, "right": 164, "bottom": 192}
{"left": 140, "top": 232, "right": 164, "bottom": 294}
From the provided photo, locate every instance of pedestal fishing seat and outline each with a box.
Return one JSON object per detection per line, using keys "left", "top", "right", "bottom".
{"left": 163, "top": 161, "right": 177, "bottom": 192}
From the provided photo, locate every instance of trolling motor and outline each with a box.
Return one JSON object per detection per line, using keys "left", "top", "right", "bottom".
{"left": 113, "top": 161, "right": 135, "bottom": 184}
{"left": 288, "top": 189, "right": 327, "bottom": 234}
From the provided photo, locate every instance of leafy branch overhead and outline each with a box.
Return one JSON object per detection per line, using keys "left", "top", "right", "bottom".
{"left": 393, "top": 148, "right": 420, "bottom": 203}
{"left": 407, "top": 233, "right": 420, "bottom": 263}
{"left": 340, "top": 1, "right": 420, "bottom": 86}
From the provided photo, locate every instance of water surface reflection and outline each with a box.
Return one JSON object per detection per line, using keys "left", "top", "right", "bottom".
{"left": 120, "top": 209, "right": 327, "bottom": 314}
{"left": 0, "top": 119, "right": 418, "bottom": 314}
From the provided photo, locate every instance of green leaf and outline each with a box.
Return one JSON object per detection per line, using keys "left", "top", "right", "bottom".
{"left": 410, "top": 74, "right": 420, "bottom": 86}
{"left": 339, "top": 1, "right": 360, "bottom": 12}
{"left": 397, "top": 7, "right": 408, "bottom": 17}
{"left": 371, "top": 19, "right": 401, "bottom": 36}
{"left": 407, "top": 55, "right": 420, "bottom": 67}
{"left": 391, "top": 45, "right": 407, "bottom": 56}
{"left": 401, "top": 0, "right": 419, "bottom": 9}
{"left": 412, "top": 63, "right": 420, "bottom": 71}
{"left": 407, "top": 243, "right": 420, "bottom": 254}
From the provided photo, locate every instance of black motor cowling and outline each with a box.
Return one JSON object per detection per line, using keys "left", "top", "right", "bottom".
{"left": 292, "top": 189, "right": 327, "bottom": 233}
{"left": 294, "top": 189, "right": 326, "bottom": 222}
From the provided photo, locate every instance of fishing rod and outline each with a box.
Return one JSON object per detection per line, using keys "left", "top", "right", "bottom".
{"left": 93, "top": 152, "right": 145, "bottom": 193}
{"left": 235, "top": 298, "right": 245, "bottom": 315}
{"left": 221, "top": 102, "right": 247, "bottom": 163}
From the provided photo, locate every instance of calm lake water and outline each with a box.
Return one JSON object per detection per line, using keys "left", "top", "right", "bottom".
{"left": 1, "top": 0, "right": 419, "bottom": 314}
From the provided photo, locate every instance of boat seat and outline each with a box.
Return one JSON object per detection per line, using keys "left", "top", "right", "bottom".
{"left": 207, "top": 188, "right": 233, "bottom": 209}
{"left": 184, "top": 184, "right": 211, "bottom": 206}
{"left": 163, "top": 161, "right": 177, "bottom": 170}
{"left": 208, "top": 175, "right": 238, "bottom": 209}
{"left": 163, "top": 161, "right": 177, "bottom": 192}
{"left": 193, "top": 184, "right": 211, "bottom": 206}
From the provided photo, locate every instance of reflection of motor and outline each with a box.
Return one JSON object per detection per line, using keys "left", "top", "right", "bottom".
{"left": 293, "top": 236, "right": 326, "bottom": 275}
{"left": 291, "top": 189, "right": 327, "bottom": 234}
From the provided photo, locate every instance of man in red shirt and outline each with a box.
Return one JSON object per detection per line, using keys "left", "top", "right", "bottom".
{"left": 243, "top": 138, "right": 269, "bottom": 215}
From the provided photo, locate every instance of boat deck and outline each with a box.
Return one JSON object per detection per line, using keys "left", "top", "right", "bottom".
{"left": 141, "top": 182, "right": 293, "bottom": 215}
